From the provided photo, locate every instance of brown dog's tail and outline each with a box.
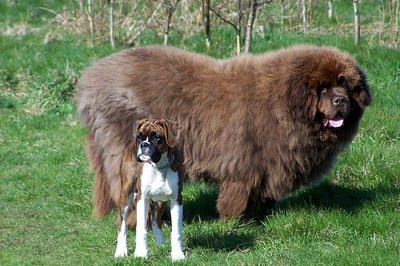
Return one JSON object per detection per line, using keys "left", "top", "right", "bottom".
{"left": 75, "top": 51, "right": 145, "bottom": 225}
{"left": 87, "top": 134, "right": 116, "bottom": 217}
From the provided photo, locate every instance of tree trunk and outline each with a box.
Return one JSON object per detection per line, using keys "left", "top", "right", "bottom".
{"left": 353, "top": 0, "right": 360, "bottom": 44}
{"left": 280, "top": 0, "right": 285, "bottom": 32}
{"left": 236, "top": 0, "right": 242, "bottom": 55}
{"left": 163, "top": 0, "right": 180, "bottom": 46}
{"left": 209, "top": 1, "right": 242, "bottom": 54}
{"left": 202, "top": 0, "right": 211, "bottom": 48}
{"left": 328, "top": 0, "right": 333, "bottom": 19}
{"left": 127, "top": 1, "right": 164, "bottom": 46}
{"left": 297, "top": 0, "right": 302, "bottom": 18}
{"left": 301, "top": 0, "right": 307, "bottom": 33}
{"left": 396, "top": 0, "right": 399, "bottom": 47}
{"left": 244, "top": 0, "right": 258, "bottom": 53}
{"left": 181, "top": 0, "right": 191, "bottom": 35}
{"left": 164, "top": 10, "right": 172, "bottom": 45}
{"left": 87, "top": 0, "right": 95, "bottom": 41}
{"left": 79, "top": 0, "right": 85, "bottom": 17}
{"left": 109, "top": 0, "right": 115, "bottom": 48}
{"left": 99, "top": 0, "right": 105, "bottom": 37}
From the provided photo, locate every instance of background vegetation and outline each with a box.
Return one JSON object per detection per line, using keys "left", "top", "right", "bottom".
{"left": 0, "top": 0, "right": 399, "bottom": 265}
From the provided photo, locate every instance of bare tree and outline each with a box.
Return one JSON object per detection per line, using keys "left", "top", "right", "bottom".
{"left": 396, "top": 0, "right": 399, "bottom": 47}
{"left": 280, "top": 0, "right": 285, "bottom": 32}
{"left": 79, "top": 0, "right": 85, "bottom": 17}
{"left": 210, "top": 0, "right": 244, "bottom": 55}
{"left": 109, "top": 0, "right": 115, "bottom": 48}
{"left": 126, "top": 1, "right": 164, "bottom": 46}
{"left": 236, "top": 0, "right": 243, "bottom": 55}
{"left": 211, "top": 0, "right": 274, "bottom": 54}
{"left": 308, "top": 0, "right": 317, "bottom": 26}
{"left": 99, "top": 0, "right": 105, "bottom": 37}
{"left": 244, "top": 0, "right": 272, "bottom": 53}
{"left": 328, "top": 0, "right": 333, "bottom": 19}
{"left": 353, "top": 0, "right": 360, "bottom": 44}
{"left": 244, "top": 0, "right": 256, "bottom": 53}
{"left": 301, "top": 0, "right": 307, "bottom": 33}
{"left": 87, "top": 0, "right": 95, "bottom": 42}
{"left": 159, "top": 0, "right": 181, "bottom": 45}
{"left": 47, "top": 0, "right": 400, "bottom": 49}
{"left": 202, "top": 0, "right": 211, "bottom": 48}
{"left": 244, "top": 0, "right": 257, "bottom": 53}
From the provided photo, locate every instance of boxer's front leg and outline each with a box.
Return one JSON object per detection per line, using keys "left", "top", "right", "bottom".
{"left": 170, "top": 199, "right": 185, "bottom": 261}
{"left": 134, "top": 196, "right": 149, "bottom": 258}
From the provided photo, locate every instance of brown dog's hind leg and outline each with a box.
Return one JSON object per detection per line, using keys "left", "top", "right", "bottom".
{"left": 217, "top": 179, "right": 251, "bottom": 219}
{"left": 245, "top": 196, "right": 276, "bottom": 220}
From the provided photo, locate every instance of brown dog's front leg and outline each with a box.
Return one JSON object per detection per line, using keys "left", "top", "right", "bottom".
{"left": 245, "top": 196, "right": 276, "bottom": 219}
{"left": 217, "top": 179, "right": 251, "bottom": 219}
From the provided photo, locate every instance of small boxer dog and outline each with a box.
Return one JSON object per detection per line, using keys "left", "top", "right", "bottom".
{"left": 114, "top": 119, "right": 185, "bottom": 261}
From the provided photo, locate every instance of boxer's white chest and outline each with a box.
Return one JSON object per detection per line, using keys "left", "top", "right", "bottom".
{"left": 140, "top": 156, "right": 179, "bottom": 202}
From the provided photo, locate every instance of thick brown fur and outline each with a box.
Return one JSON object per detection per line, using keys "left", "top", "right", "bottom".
{"left": 76, "top": 45, "right": 371, "bottom": 223}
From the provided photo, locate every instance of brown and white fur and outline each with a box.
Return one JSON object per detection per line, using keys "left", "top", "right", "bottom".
{"left": 114, "top": 119, "right": 185, "bottom": 261}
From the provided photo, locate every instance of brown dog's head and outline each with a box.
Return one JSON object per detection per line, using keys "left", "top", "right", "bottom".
{"left": 287, "top": 48, "right": 372, "bottom": 130}
{"left": 135, "top": 119, "right": 179, "bottom": 163}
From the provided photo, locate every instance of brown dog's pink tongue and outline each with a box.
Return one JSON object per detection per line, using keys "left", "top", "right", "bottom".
{"left": 328, "top": 119, "right": 344, "bottom": 128}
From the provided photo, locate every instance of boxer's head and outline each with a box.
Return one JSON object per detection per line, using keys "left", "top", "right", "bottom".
{"left": 135, "top": 119, "right": 179, "bottom": 163}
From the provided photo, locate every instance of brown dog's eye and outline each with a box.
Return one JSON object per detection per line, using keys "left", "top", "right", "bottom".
{"left": 319, "top": 88, "right": 327, "bottom": 97}
{"left": 337, "top": 74, "right": 346, "bottom": 85}
{"left": 337, "top": 74, "right": 351, "bottom": 92}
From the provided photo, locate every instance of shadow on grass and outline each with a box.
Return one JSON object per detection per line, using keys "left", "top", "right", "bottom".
{"left": 187, "top": 228, "right": 256, "bottom": 252}
{"left": 276, "top": 181, "right": 399, "bottom": 214}
{"left": 182, "top": 182, "right": 257, "bottom": 251}
{"left": 182, "top": 180, "right": 398, "bottom": 221}
{"left": 183, "top": 182, "right": 219, "bottom": 223}
{"left": 181, "top": 180, "right": 398, "bottom": 251}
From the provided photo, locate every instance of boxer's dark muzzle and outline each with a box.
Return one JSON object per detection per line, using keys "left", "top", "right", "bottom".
{"left": 137, "top": 140, "right": 162, "bottom": 163}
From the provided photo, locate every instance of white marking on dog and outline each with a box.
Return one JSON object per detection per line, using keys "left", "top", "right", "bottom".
{"left": 134, "top": 197, "right": 149, "bottom": 258}
{"left": 114, "top": 193, "right": 135, "bottom": 258}
{"left": 135, "top": 152, "right": 185, "bottom": 261}
{"left": 141, "top": 153, "right": 177, "bottom": 202}
{"left": 170, "top": 200, "right": 185, "bottom": 261}
{"left": 137, "top": 138, "right": 152, "bottom": 162}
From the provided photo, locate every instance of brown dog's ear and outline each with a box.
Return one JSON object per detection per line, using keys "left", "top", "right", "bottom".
{"left": 352, "top": 68, "right": 372, "bottom": 108}
{"left": 156, "top": 119, "right": 180, "bottom": 148}
{"left": 287, "top": 78, "right": 319, "bottom": 121}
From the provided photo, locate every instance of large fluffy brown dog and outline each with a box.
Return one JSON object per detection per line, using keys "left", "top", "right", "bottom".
{"left": 76, "top": 45, "right": 371, "bottom": 222}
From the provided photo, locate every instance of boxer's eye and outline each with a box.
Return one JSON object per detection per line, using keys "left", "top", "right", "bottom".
{"left": 135, "top": 134, "right": 142, "bottom": 142}
{"left": 150, "top": 134, "right": 163, "bottom": 144}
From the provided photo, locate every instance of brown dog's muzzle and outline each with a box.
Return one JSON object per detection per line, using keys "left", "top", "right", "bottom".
{"left": 319, "top": 87, "right": 350, "bottom": 128}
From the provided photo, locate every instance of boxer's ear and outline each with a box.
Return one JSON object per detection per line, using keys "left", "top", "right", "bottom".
{"left": 157, "top": 119, "right": 180, "bottom": 148}
{"left": 136, "top": 119, "right": 149, "bottom": 132}
{"left": 135, "top": 119, "right": 149, "bottom": 140}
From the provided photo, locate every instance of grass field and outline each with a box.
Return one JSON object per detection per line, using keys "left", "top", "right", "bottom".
{"left": 1, "top": 1, "right": 399, "bottom": 265}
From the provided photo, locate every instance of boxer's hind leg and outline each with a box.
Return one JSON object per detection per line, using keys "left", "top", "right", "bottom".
{"left": 115, "top": 192, "right": 135, "bottom": 258}
{"left": 151, "top": 202, "right": 165, "bottom": 245}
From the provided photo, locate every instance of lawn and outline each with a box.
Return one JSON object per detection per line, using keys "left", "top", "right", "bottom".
{"left": 0, "top": 1, "right": 399, "bottom": 265}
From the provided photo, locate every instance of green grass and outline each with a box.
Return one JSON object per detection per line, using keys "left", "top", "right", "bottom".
{"left": 1, "top": 1, "right": 399, "bottom": 265}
